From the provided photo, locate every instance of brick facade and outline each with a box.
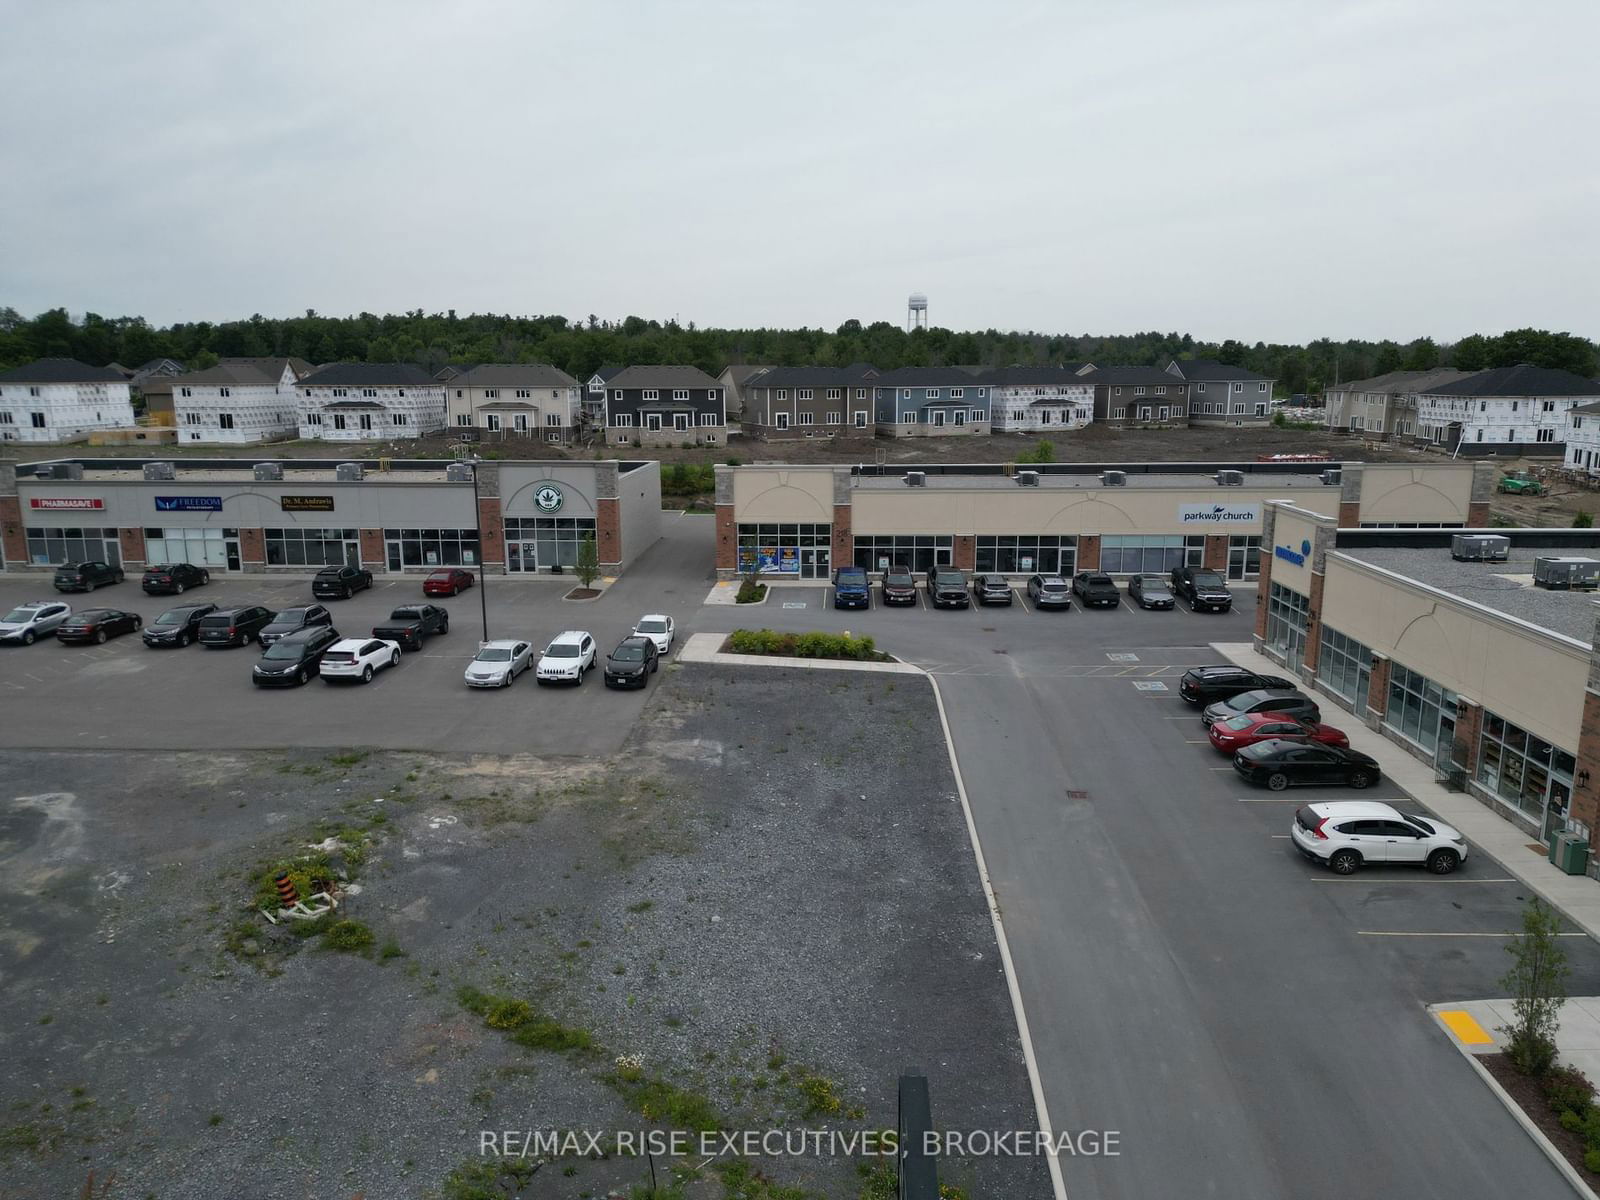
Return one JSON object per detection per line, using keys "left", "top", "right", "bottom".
{"left": 1338, "top": 501, "right": 1360, "bottom": 526}
{"left": 1574, "top": 690, "right": 1600, "bottom": 837}
{"left": 1076, "top": 535, "right": 1100, "bottom": 572}
{"left": 476, "top": 497, "right": 504, "bottom": 567}
{"left": 0, "top": 495, "right": 22, "bottom": 565}
{"left": 1364, "top": 653, "right": 1392, "bottom": 728}
{"left": 1467, "top": 501, "right": 1490, "bottom": 526}
{"left": 715, "top": 503, "right": 737, "bottom": 572}
{"left": 117, "top": 526, "right": 146, "bottom": 569}
{"left": 359, "top": 528, "right": 384, "bottom": 570}
{"left": 596, "top": 498, "right": 621, "bottom": 568}
{"left": 831, "top": 504, "right": 852, "bottom": 572}
{"left": 1300, "top": 569, "right": 1326, "bottom": 678}
{"left": 1452, "top": 699, "right": 1484, "bottom": 778}
{"left": 1203, "top": 535, "right": 1228, "bottom": 571}
{"left": 953, "top": 535, "right": 975, "bottom": 571}
{"left": 239, "top": 527, "right": 265, "bottom": 572}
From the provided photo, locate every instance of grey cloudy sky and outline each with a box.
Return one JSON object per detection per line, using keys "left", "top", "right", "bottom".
{"left": 2, "top": 0, "right": 1595, "bottom": 343}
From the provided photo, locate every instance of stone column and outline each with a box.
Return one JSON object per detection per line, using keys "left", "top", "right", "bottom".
{"left": 831, "top": 468, "right": 853, "bottom": 570}
{"left": 1338, "top": 462, "right": 1363, "bottom": 526}
{"left": 714, "top": 466, "right": 737, "bottom": 576}
{"left": 1467, "top": 461, "right": 1495, "bottom": 526}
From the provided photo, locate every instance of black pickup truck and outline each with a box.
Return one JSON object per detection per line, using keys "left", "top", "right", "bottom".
{"left": 927, "top": 567, "right": 971, "bottom": 609}
{"left": 371, "top": 604, "right": 449, "bottom": 649}
{"left": 1171, "top": 566, "right": 1234, "bottom": 613}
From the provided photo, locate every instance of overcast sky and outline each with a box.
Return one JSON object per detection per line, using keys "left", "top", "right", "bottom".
{"left": 2, "top": 0, "right": 1595, "bottom": 344}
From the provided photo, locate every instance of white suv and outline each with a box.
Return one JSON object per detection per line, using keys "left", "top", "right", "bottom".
{"left": 536, "top": 630, "right": 596, "bottom": 684}
{"left": 0, "top": 600, "right": 72, "bottom": 645}
{"left": 1292, "top": 802, "right": 1469, "bottom": 876}
{"left": 632, "top": 614, "right": 674, "bottom": 655}
{"left": 319, "top": 637, "right": 401, "bottom": 684}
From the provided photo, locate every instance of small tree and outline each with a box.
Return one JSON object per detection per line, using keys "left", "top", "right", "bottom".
{"left": 1031, "top": 438, "right": 1055, "bottom": 464}
{"left": 1500, "top": 896, "right": 1570, "bottom": 1076}
{"left": 574, "top": 534, "right": 599, "bottom": 589}
{"left": 1574, "top": 511, "right": 1594, "bottom": 528}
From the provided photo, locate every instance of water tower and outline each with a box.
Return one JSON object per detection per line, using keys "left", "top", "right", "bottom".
{"left": 907, "top": 292, "right": 928, "bottom": 332}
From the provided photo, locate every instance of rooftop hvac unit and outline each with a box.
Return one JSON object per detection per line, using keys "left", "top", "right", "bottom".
{"left": 1322, "top": 468, "right": 1343, "bottom": 486}
{"left": 445, "top": 462, "right": 475, "bottom": 483}
{"left": 1450, "top": 534, "right": 1510, "bottom": 562}
{"left": 142, "top": 461, "right": 176, "bottom": 481}
{"left": 1534, "top": 557, "right": 1600, "bottom": 590}
{"left": 1101, "top": 470, "right": 1126, "bottom": 487}
{"left": 905, "top": 470, "right": 926, "bottom": 487}
{"left": 1215, "top": 470, "right": 1245, "bottom": 486}
{"left": 335, "top": 462, "right": 365, "bottom": 482}
{"left": 253, "top": 462, "right": 284, "bottom": 481}
{"left": 1015, "top": 470, "right": 1040, "bottom": 487}
{"left": 41, "top": 462, "right": 84, "bottom": 480}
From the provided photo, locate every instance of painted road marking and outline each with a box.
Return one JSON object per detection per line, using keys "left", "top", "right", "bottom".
{"left": 781, "top": 602, "right": 806, "bottom": 609}
{"left": 1437, "top": 1010, "right": 1495, "bottom": 1045}
{"left": 1106, "top": 652, "right": 1139, "bottom": 662}
{"left": 1134, "top": 681, "right": 1168, "bottom": 691}
{"left": 1184, "top": 738, "right": 1210, "bottom": 744}
{"left": 1015, "top": 590, "right": 1030, "bottom": 613}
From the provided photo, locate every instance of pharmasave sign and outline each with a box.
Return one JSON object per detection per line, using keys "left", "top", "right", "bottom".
{"left": 280, "top": 495, "right": 336, "bottom": 512}
{"left": 29, "top": 497, "right": 104, "bottom": 510}
{"left": 1177, "top": 502, "right": 1262, "bottom": 526}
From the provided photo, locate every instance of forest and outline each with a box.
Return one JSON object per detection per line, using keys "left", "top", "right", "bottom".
{"left": 1, "top": 306, "right": 1594, "bottom": 396}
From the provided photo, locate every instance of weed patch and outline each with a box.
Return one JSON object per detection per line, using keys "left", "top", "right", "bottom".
{"left": 321, "top": 919, "right": 376, "bottom": 954}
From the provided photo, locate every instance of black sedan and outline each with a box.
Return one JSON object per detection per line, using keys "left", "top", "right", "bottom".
{"left": 141, "top": 562, "right": 210, "bottom": 595}
{"left": 252, "top": 626, "right": 341, "bottom": 687}
{"left": 259, "top": 604, "right": 334, "bottom": 647}
{"left": 1233, "top": 741, "right": 1381, "bottom": 791}
{"left": 603, "top": 635, "right": 659, "bottom": 688}
{"left": 142, "top": 603, "right": 218, "bottom": 648}
{"left": 1127, "top": 573, "right": 1174, "bottom": 609}
{"left": 1179, "top": 665, "right": 1296, "bottom": 705}
{"left": 57, "top": 608, "right": 142, "bottom": 644}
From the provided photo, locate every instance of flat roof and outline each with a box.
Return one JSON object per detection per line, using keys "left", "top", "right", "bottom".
{"left": 1337, "top": 546, "right": 1600, "bottom": 646}
{"left": 852, "top": 472, "right": 1331, "bottom": 491}
{"left": 17, "top": 458, "right": 652, "bottom": 482}
{"left": 29, "top": 466, "right": 460, "bottom": 484}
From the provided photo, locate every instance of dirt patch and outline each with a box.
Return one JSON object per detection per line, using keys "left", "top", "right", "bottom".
{"left": 563, "top": 586, "right": 601, "bottom": 600}
{"left": 1480, "top": 1052, "right": 1599, "bottom": 1180}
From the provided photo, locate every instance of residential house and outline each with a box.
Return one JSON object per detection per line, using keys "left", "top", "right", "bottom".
{"left": 1323, "top": 368, "right": 1471, "bottom": 439}
{"left": 1565, "top": 402, "right": 1600, "bottom": 474}
{"left": 717, "top": 363, "right": 775, "bottom": 421}
{"left": 297, "top": 363, "right": 446, "bottom": 441}
{"left": 872, "top": 367, "right": 992, "bottom": 437}
{"left": 603, "top": 365, "right": 726, "bottom": 447}
{"left": 1085, "top": 367, "right": 1190, "bottom": 427}
{"left": 130, "top": 358, "right": 186, "bottom": 392}
{"left": 583, "top": 366, "right": 624, "bottom": 426}
{"left": 982, "top": 365, "right": 1095, "bottom": 433}
{"left": 171, "top": 357, "right": 312, "bottom": 444}
{"left": 0, "top": 358, "right": 136, "bottom": 442}
{"left": 1413, "top": 364, "right": 1600, "bottom": 456}
{"left": 742, "top": 365, "right": 880, "bottom": 435}
{"left": 1164, "top": 359, "right": 1277, "bottom": 425}
{"left": 444, "top": 364, "right": 582, "bottom": 443}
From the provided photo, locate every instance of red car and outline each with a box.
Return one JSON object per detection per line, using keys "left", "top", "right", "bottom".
{"left": 1208, "top": 711, "right": 1350, "bottom": 753}
{"left": 423, "top": 568, "right": 475, "bottom": 597}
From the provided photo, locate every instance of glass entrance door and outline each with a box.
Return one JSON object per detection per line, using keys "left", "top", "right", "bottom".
{"left": 506, "top": 540, "right": 540, "bottom": 573}
{"left": 799, "top": 547, "right": 830, "bottom": 579}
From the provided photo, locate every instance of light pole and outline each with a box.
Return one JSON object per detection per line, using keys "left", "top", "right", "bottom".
{"left": 471, "top": 455, "right": 490, "bottom": 643}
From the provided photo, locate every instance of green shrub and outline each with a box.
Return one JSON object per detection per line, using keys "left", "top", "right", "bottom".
{"left": 511, "top": 1017, "right": 592, "bottom": 1052}
{"left": 1587, "top": 1147, "right": 1600, "bottom": 1175}
{"left": 611, "top": 1070, "right": 721, "bottom": 1131}
{"left": 321, "top": 919, "right": 375, "bottom": 953}
{"left": 797, "top": 1073, "right": 843, "bottom": 1117}
{"left": 726, "top": 629, "right": 885, "bottom": 661}
{"left": 1543, "top": 1065, "right": 1595, "bottom": 1116}
{"left": 1562, "top": 1109, "right": 1585, "bottom": 1133}
{"left": 484, "top": 997, "right": 534, "bottom": 1030}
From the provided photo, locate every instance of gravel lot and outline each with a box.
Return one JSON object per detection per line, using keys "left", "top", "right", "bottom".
{"left": 0, "top": 663, "right": 1047, "bottom": 1199}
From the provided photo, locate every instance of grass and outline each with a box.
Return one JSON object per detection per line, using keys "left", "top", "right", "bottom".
{"left": 796, "top": 1074, "right": 843, "bottom": 1118}
{"left": 458, "top": 986, "right": 594, "bottom": 1052}
{"left": 379, "top": 938, "right": 407, "bottom": 960}
{"left": 717, "top": 1157, "right": 816, "bottom": 1199}
{"left": 326, "top": 750, "right": 371, "bottom": 768}
{"left": 321, "top": 919, "right": 376, "bottom": 953}
{"left": 440, "top": 1157, "right": 541, "bottom": 1199}
{"left": 626, "top": 900, "right": 654, "bottom": 913}
{"left": 608, "top": 1067, "right": 721, "bottom": 1132}
{"left": 0, "top": 1123, "right": 45, "bottom": 1155}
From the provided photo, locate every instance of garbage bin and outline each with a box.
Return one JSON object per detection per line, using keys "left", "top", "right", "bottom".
{"left": 1552, "top": 832, "right": 1591, "bottom": 876}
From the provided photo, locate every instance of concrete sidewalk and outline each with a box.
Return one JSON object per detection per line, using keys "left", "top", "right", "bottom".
{"left": 1214, "top": 641, "right": 1600, "bottom": 944}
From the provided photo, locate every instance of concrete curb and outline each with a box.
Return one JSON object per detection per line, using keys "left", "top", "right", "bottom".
{"left": 677, "top": 632, "right": 919, "bottom": 674}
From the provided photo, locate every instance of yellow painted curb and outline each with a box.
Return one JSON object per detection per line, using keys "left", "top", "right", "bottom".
{"left": 1437, "top": 1009, "right": 1495, "bottom": 1046}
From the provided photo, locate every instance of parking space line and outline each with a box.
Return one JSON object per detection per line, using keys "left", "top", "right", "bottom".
{"left": 1183, "top": 738, "right": 1210, "bottom": 744}
{"left": 1312, "top": 877, "right": 1516, "bottom": 884}
{"left": 1269, "top": 834, "right": 1292, "bottom": 839}
{"left": 1015, "top": 589, "right": 1029, "bottom": 613}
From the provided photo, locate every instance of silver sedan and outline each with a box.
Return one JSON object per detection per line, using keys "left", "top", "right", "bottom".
{"left": 464, "top": 639, "right": 534, "bottom": 688}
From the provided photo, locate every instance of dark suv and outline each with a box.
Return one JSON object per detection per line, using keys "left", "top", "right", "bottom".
{"left": 1171, "top": 566, "right": 1233, "bottom": 612}
{"left": 975, "top": 574, "right": 1013, "bottom": 606}
{"left": 142, "top": 602, "right": 218, "bottom": 648}
{"left": 258, "top": 604, "right": 334, "bottom": 646}
{"left": 141, "top": 563, "right": 210, "bottom": 595}
{"left": 312, "top": 565, "right": 373, "bottom": 599}
{"left": 1179, "top": 665, "right": 1296, "bottom": 705}
{"left": 1072, "top": 571, "right": 1120, "bottom": 608}
{"left": 832, "top": 566, "right": 870, "bottom": 610}
{"left": 927, "top": 568, "right": 970, "bottom": 609}
{"left": 881, "top": 563, "right": 918, "bottom": 606}
{"left": 54, "top": 560, "right": 123, "bottom": 593}
{"left": 198, "top": 605, "right": 275, "bottom": 647}
{"left": 1201, "top": 688, "right": 1320, "bottom": 729}
{"left": 252, "top": 626, "right": 341, "bottom": 687}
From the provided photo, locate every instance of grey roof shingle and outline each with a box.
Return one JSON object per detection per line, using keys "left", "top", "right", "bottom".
{"left": 606, "top": 364, "right": 724, "bottom": 390}
{"left": 449, "top": 363, "right": 578, "bottom": 389}
{"left": 1165, "top": 358, "right": 1273, "bottom": 382}
{"left": 976, "top": 365, "right": 1095, "bottom": 386}
{"left": 1331, "top": 368, "right": 1472, "bottom": 394}
{"left": 745, "top": 365, "right": 881, "bottom": 390}
{"left": 0, "top": 357, "right": 129, "bottom": 384}
{"left": 299, "top": 362, "right": 438, "bottom": 388}
{"left": 873, "top": 366, "right": 993, "bottom": 387}
{"left": 1417, "top": 364, "right": 1600, "bottom": 398}
{"left": 1082, "top": 366, "right": 1188, "bottom": 386}
{"left": 178, "top": 358, "right": 311, "bottom": 387}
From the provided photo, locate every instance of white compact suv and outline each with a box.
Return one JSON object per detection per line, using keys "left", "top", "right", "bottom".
{"left": 632, "top": 614, "right": 674, "bottom": 655}
{"left": 536, "top": 630, "right": 596, "bottom": 684}
{"left": 0, "top": 600, "right": 72, "bottom": 645}
{"left": 1291, "top": 802, "right": 1469, "bottom": 875}
{"left": 319, "top": 637, "right": 401, "bottom": 684}
{"left": 465, "top": 639, "right": 533, "bottom": 688}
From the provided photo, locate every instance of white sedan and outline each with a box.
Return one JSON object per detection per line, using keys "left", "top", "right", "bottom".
{"left": 465, "top": 639, "right": 534, "bottom": 688}
{"left": 320, "top": 637, "right": 401, "bottom": 684}
{"left": 0, "top": 600, "right": 72, "bottom": 645}
{"left": 632, "top": 613, "right": 675, "bottom": 655}
{"left": 536, "top": 630, "right": 596, "bottom": 684}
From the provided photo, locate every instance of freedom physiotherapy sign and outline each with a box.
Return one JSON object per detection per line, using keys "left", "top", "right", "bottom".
{"left": 154, "top": 496, "right": 224, "bottom": 512}
{"left": 1177, "top": 502, "right": 1261, "bottom": 526}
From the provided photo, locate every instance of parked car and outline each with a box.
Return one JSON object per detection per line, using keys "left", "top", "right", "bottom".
{"left": 1072, "top": 571, "right": 1120, "bottom": 608}
{"left": 1292, "top": 801, "right": 1468, "bottom": 875}
{"left": 832, "top": 566, "right": 871, "bottom": 610}
{"left": 927, "top": 568, "right": 970, "bottom": 609}
{"left": 372, "top": 604, "right": 449, "bottom": 650}
{"left": 312, "top": 565, "right": 374, "bottom": 599}
{"left": 1202, "top": 688, "right": 1320, "bottom": 728}
{"left": 536, "top": 630, "right": 597, "bottom": 684}
{"left": 1127, "top": 574, "right": 1174, "bottom": 610}
{"left": 1026, "top": 574, "right": 1072, "bottom": 609}
{"left": 252, "top": 626, "right": 341, "bottom": 687}
{"left": 1179, "top": 665, "right": 1296, "bottom": 705}
{"left": 1234, "top": 742, "right": 1379, "bottom": 791}
{"left": 604, "top": 635, "right": 660, "bottom": 688}
{"left": 0, "top": 600, "right": 72, "bottom": 645}
{"left": 197, "top": 605, "right": 275, "bottom": 648}
{"left": 1171, "top": 566, "right": 1233, "bottom": 612}
{"left": 54, "top": 560, "right": 123, "bottom": 593}
{"left": 142, "top": 602, "right": 219, "bottom": 648}
{"left": 975, "top": 573, "right": 1013, "bottom": 606}
{"left": 1208, "top": 712, "right": 1350, "bottom": 753}
{"left": 319, "top": 637, "right": 401, "bottom": 684}
{"left": 56, "top": 608, "right": 141, "bottom": 644}
{"left": 423, "top": 567, "right": 475, "bottom": 597}
{"left": 632, "top": 614, "right": 675, "bottom": 654}
{"left": 881, "top": 564, "right": 918, "bottom": 606}
{"left": 141, "top": 563, "right": 210, "bottom": 595}
{"left": 464, "top": 639, "right": 534, "bottom": 688}
{"left": 258, "top": 604, "right": 334, "bottom": 647}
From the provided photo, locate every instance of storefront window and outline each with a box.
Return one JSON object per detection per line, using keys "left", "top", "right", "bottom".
{"left": 1316, "top": 626, "right": 1372, "bottom": 706}
{"left": 26, "top": 526, "right": 120, "bottom": 567}
{"left": 1227, "top": 535, "right": 1262, "bottom": 580}
{"left": 735, "top": 523, "right": 832, "bottom": 578}
{"left": 503, "top": 517, "right": 596, "bottom": 572}
{"left": 264, "top": 528, "right": 358, "bottom": 567}
{"left": 975, "top": 535, "right": 1077, "bottom": 575}
{"left": 1383, "top": 662, "right": 1458, "bottom": 757}
{"left": 1266, "top": 581, "right": 1310, "bottom": 662}
{"left": 851, "top": 534, "right": 953, "bottom": 574}
{"left": 1478, "top": 712, "right": 1574, "bottom": 829}
{"left": 384, "top": 528, "right": 480, "bottom": 570}
{"left": 1099, "top": 535, "right": 1204, "bottom": 574}
{"left": 144, "top": 527, "right": 232, "bottom": 568}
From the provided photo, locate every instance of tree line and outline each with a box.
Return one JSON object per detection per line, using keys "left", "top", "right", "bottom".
{"left": 1, "top": 306, "right": 1593, "bottom": 397}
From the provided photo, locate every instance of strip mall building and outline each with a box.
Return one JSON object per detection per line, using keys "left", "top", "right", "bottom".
{"left": 713, "top": 460, "right": 1493, "bottom": 580}
{"left": 0, "top": 457, "right": 661, "bottom": 576}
